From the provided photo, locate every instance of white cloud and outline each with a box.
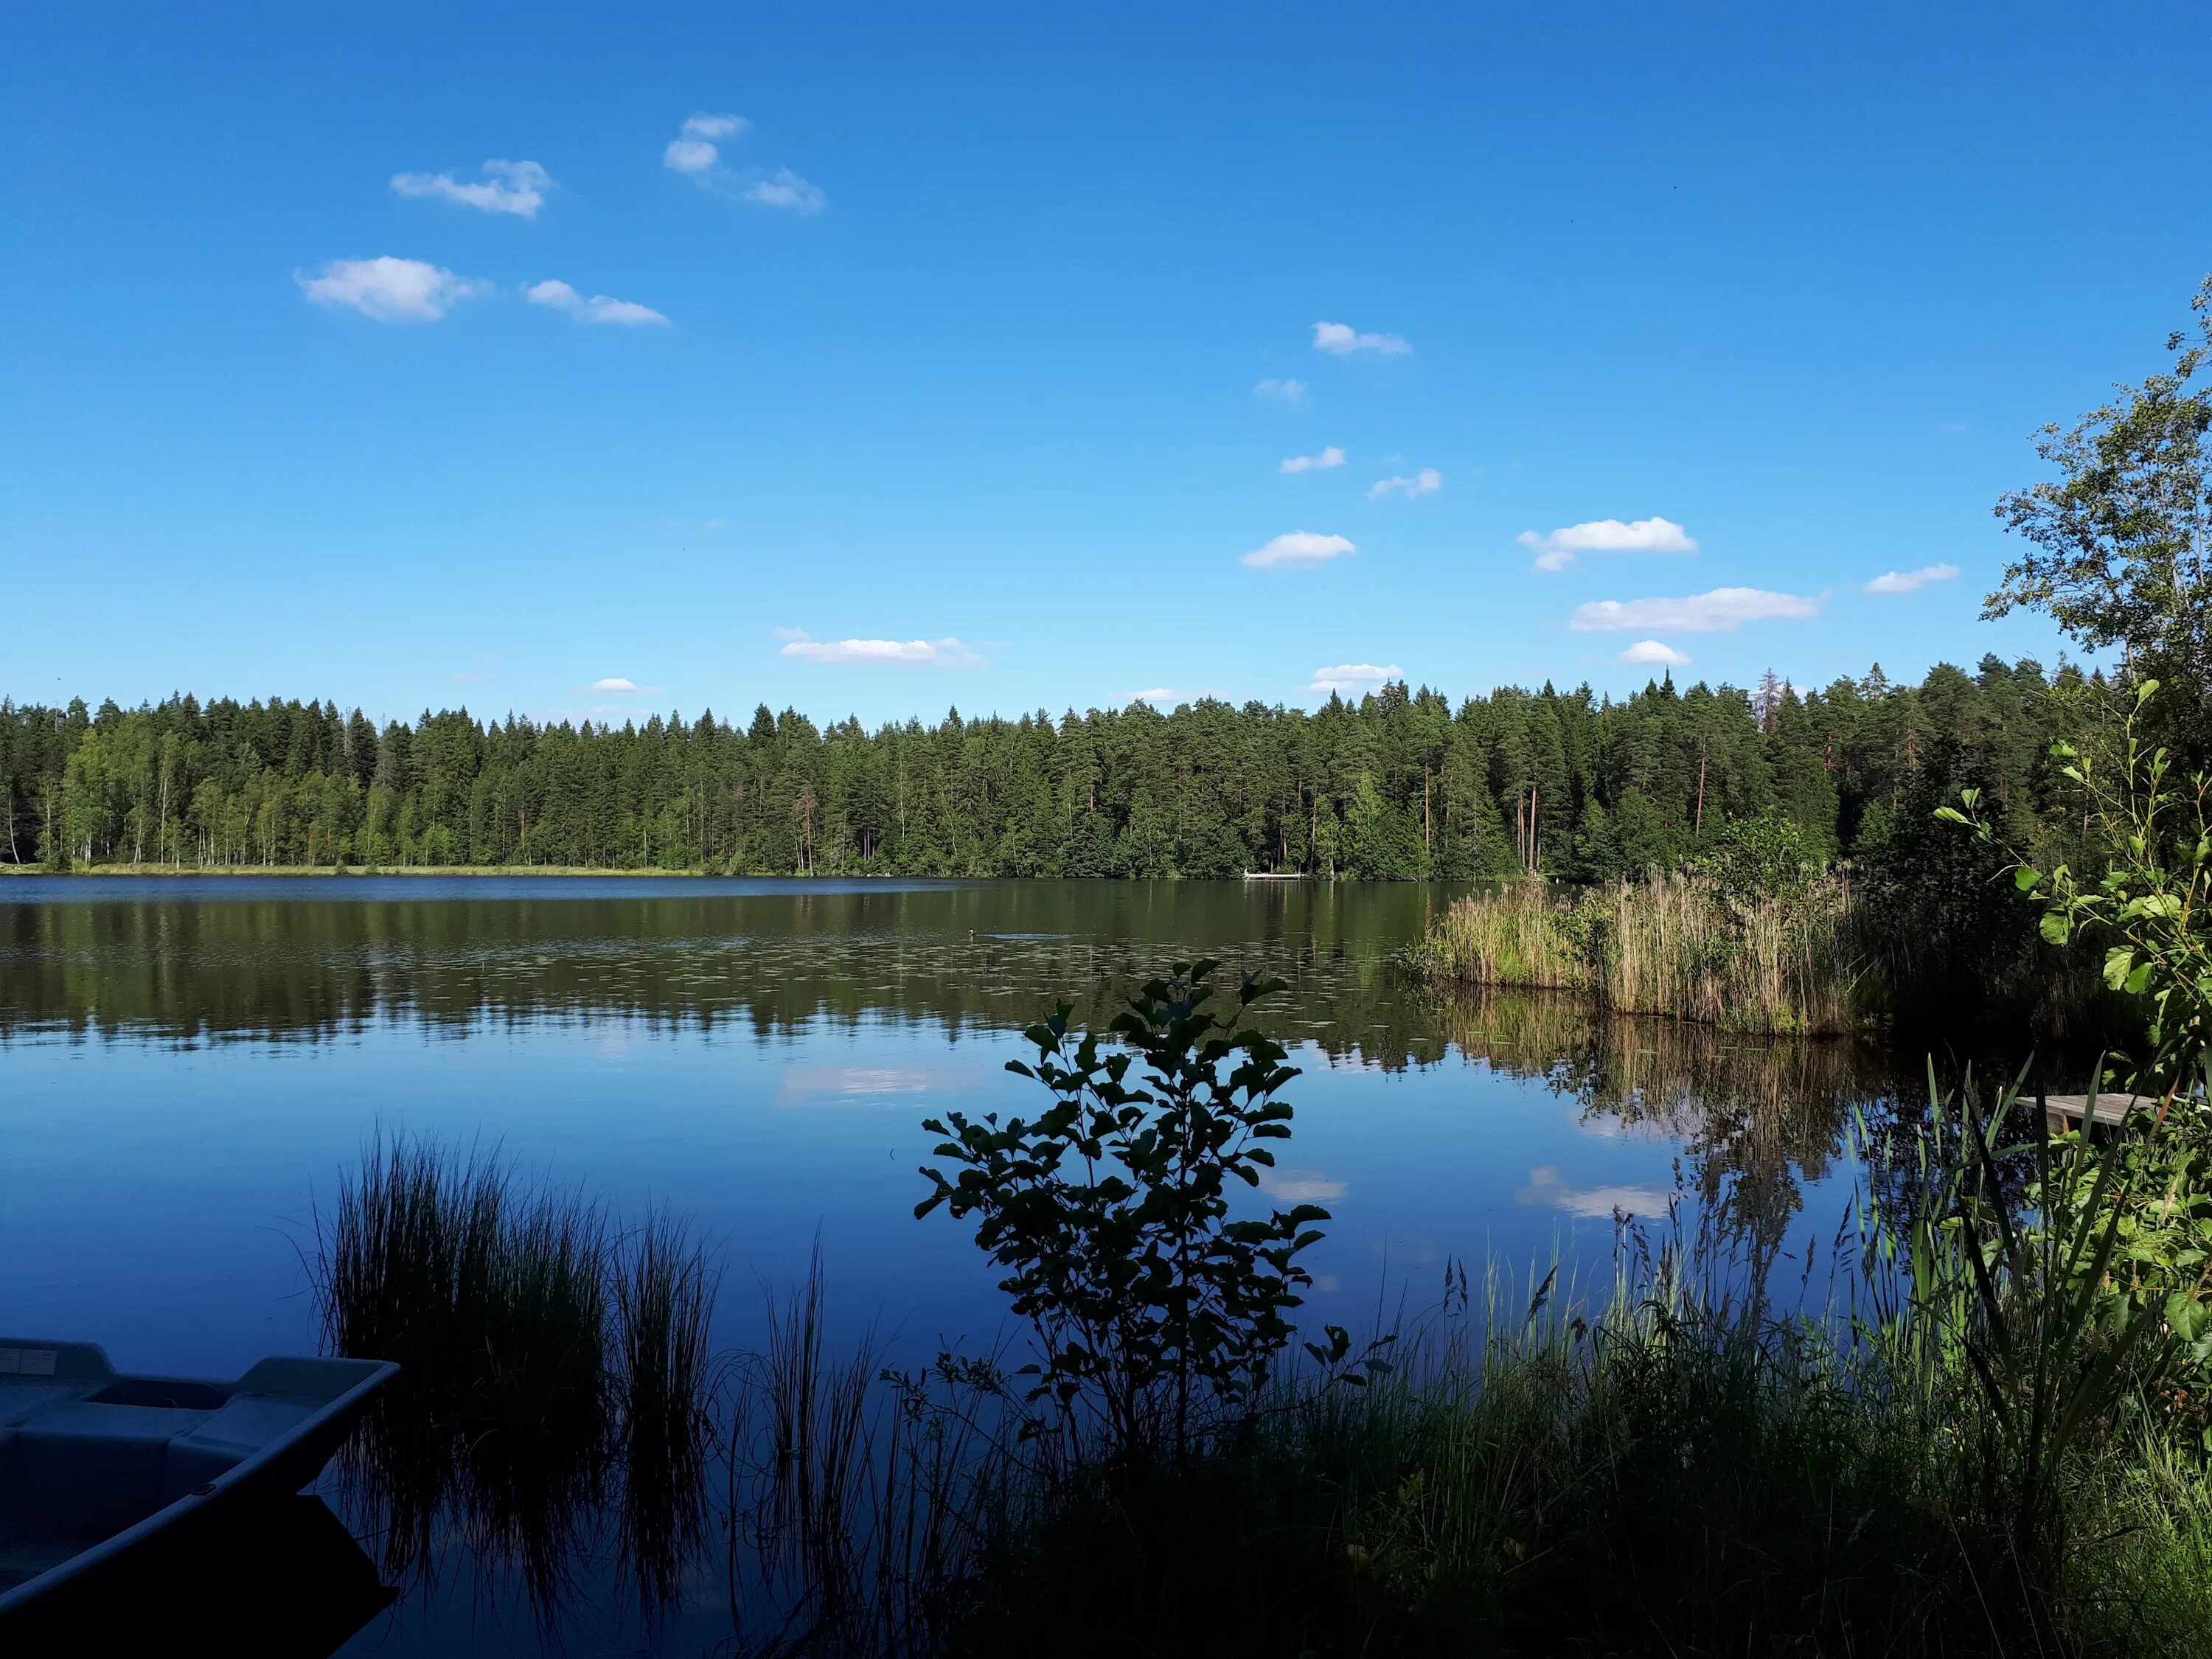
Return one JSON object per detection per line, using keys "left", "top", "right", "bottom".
{"left": 1306, "top": 662, "right": 1403, "bottom": 696}
{"left": 296, "top": 257, "right": 489, "bottom": 321}
{"left": 664, "top": 138, "right": 719, "bottom": 174}
{"left": 1865, "top": 563, "right": 1961, "bottom": 595}
{"left": 1253, "top": 378, "right": 1310, "bottom": 405}
{"left": 1242, "top": 531, "right": 1357, "bottom": 568}
{"left": 777, "top": 630, "right": 987, "bottom": 668}
{"left": 1518, "top": 1164, "right": 1667, "bottom": 1220}
{"left": 1312, "top": 320, "right": 1411, "bottom": 357}
{"left": 525, "top": 279, "right": 669, "bottom": 326}
{"left": 1621, "top": 640, "right": 1691, "bottom": 667}
{"left": 1280, "top": 446, "right": 1345, "bottom": 475}
{"left": 744, "top": 167, "right": 827, "bottom": 213}
{"left": 390, "top": 159, "right": 550, "bottom": 218}
{"left": 1256, "top": 1167, "right": 1347, "bottom": 1202}
{"left": 1368, "top": 467, "right": 1441, "bottom": 501}
{"left": 1518, "top": 516, "right": 1698, "bottom": 572}
{"left": 588, "top": 677, "right": 640, "bottom": 692}
{"left": 664, "top": 115, "right": 824, "bottom": 211}
{"left": 664, "top": 114, "right": 748, "bottom": 175}
{"left": 1570, "top": 588, "right": 1824, "bottom": 634}
{"left": 781, "top": 1065, "right": 942, "bottom": 1096}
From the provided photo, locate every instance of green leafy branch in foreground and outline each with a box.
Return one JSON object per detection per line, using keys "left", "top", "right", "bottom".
{"left": 914, "top": 961, "right": 1385, "bottom": 1465}
{"left": 1942, "top": 679, "right": 2212, "bottom": 1100}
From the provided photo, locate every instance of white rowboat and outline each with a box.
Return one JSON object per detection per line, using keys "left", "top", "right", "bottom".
{"left": 0, "top": 1339, "right": 396, "bottom": 1638}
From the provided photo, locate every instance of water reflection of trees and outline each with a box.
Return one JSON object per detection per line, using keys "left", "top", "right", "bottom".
{"left": 0, "top": 883, "right": 1461, "bottom": 1048}
{"left": 1427, "top": 989, "right": 1889, "bottom": 1273}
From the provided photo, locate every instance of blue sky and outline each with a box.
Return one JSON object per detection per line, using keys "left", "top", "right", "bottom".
{"left": 4, "top": 2, "right": 2208, "bottom": 728}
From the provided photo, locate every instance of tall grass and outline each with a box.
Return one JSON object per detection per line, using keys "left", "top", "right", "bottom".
{"left": 1407, "top": 871, "right": 1865, "bottom": 1034}
{"left": 613, "top": 1209, "right": 719, "bottom": 1609}
{"left": 725, "top": 1258, "right": 997, "bottom": 1657}
{"left": 312, "top": 1133, "right": 717, "bottom": 1618}
{"left": 717, "top": 1136, "right": 2212, "bottom": 1659}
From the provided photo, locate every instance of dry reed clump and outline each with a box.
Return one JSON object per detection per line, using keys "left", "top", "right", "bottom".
{"left": 1405, "top": 872, "right": 1867, "bottom": 1035}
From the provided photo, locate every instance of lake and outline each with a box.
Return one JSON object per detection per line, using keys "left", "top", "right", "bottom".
{"left": 0, "top": 875, "right": 1900, "bottom": 1653}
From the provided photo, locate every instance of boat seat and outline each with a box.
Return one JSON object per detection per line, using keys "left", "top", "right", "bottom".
{"left": 163, "top": 1395, "right": 324, "bottom": 1498}
{"left": 0, "top": 1382, "right": 101, "bottom": 1427}
{"left": 0, "top": 1401, "right": 219, "bottom": 1540}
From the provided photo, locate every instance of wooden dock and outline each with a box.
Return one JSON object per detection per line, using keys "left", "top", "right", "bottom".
{"left": 2041, "top": 1093, "right": 2166, "bottom": 1134}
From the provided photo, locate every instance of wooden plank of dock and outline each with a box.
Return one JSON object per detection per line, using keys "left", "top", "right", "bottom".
{"left": 2042, "top": 1093, "right": 2163, "bottom": 1133}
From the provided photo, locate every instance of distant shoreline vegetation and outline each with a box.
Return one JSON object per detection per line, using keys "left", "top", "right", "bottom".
{"left": 0, "top": 863, "right": 705, "bottom": 878}
{"left": 0, "top": 658, "right": 2086, "bottom": 888}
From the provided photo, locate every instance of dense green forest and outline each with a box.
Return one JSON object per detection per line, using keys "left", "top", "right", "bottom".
{"left": 0, "top": 656, "right": 2081, "bottom": 880}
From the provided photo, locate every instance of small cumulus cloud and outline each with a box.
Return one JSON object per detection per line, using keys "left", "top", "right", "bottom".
{"left": 777, "top": 630, "right": 987, "bottom": 668}
{"left": 664, "top": 112, "right": 749, "bottom": 174}
{"left": 1312, "top": 320, "right": 1410, "bottom": 357}
{"left": 1280, "top": 446, "right": 1345, "bottom": 475}
{"left": 781, "top": 1065, "right": 948, "bottom": 1097}
{"left": 1518, "top": 1164, "right": 1667, "bottom": 1220}
{"left": 1368, "top": 467, "right": 1441, "bottom": 501}
{"left": 664, "top": 114, "right": 824, "bottom": 212}
{"left": 1242, "top": 531, "right": 1357, "bottom": 568}
{"left": 296, "top": 257, "right": 489, "bottom": 322}
{"left": 684, "top": 112, "right": 748, "bottom": 140}
{"left": 390, "top": 159, "right": 551, "bottom": 218}
{"left": 1253, "top": 378, "right": 1310, "bottom": 405}
{"left": 1865, "top": 563, "right": 1961, "bottom": 595}
{"left": 744, "top": 167, "right": 827, "bottom": 213}
{"left": 1306, "top": 662, "right": 1402, "bottom": 696}
{"left": 1518, "top": 516, "right": 1697, "bottom": 572}
{"left": 1570, "top": 588, "right": 1823, "bottom": 634}
{"left": 1257, "top": 1168, "right": 1348, "bottom": 1203}
{"left": 663, "top": 137, "right": 719, "bottom": 174}
{"left": 1620, "top": 640, "right": 1691, "bottom": 668}
{"left": 525, "top": 279, "right": 669, "bottom": 326}
{"left": 585, "top": 676, "right": 653, "bottom": 693}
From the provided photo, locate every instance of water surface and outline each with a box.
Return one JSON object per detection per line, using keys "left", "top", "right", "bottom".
{"left": 0, "top": 876, "right": 1898, "bottom": 1652}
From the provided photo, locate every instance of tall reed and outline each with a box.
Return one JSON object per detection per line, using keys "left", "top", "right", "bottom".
{"left": 1407, "top": 872, "right": 1865, "bottom": 1034}
{"left": 312, "top": 1132, "right": 717, "bottom": 1618}
{"left": 723, "top": 1257, "right": 999, "bottom": 1657}
{"left": 613, "top": 1209, "right": 720, "bottom": 1610}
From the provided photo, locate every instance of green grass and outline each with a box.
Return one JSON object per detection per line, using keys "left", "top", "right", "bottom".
{"left": 919, "top": 1267, "right": 2212, "bottom": 1658}
{"left": 726, "top": 1215, "right": 2212, "bottom": 1659}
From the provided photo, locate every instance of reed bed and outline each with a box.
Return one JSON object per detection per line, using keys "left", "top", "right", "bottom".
{"left": 1406, "top": 872, "right": 1867, "bottom": 1034}
{"left": 312, "top": 1133, "right": 717, "bottom": 1618}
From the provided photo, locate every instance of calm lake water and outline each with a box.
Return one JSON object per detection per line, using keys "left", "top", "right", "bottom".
{"left": 0, "top": 876, "right": 1904, "bottom": 1653}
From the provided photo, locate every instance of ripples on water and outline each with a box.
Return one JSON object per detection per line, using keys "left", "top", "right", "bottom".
{"left": 0, "top": 875, "right": 1970, "bottom": 1655}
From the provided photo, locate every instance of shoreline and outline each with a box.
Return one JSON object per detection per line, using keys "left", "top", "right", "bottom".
{"left": 0, "top": 863, "right": 712, "bottom": 878}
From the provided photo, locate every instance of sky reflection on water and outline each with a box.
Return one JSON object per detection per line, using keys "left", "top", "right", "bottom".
{"left": 0, "top": 875, "right": 1899, "bottom": 1654}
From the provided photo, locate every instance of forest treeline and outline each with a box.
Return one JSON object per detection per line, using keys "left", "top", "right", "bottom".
{"left": 0, "top": 656, "right": 2082, "bottom": 882}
